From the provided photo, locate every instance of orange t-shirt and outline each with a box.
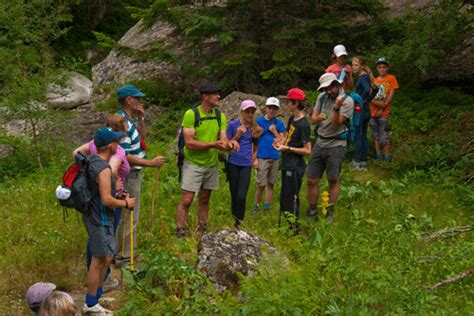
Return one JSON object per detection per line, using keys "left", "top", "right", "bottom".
{"left": 325, "top": 64, "right": 352, "bottom": 90}
{"left": 370, "top": 74, "right": 399, "bottom": 118}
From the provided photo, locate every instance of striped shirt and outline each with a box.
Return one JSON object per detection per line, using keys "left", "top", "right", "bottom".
{"left": 117, "top": 108, "right": 146, "bottom": 170}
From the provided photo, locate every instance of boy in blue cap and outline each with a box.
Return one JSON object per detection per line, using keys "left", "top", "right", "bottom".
{"left": 114, "top": 84, "right": 166, "bottom": 267}
{"left": 82, "top": 127, "right": 136, "bottom": 315}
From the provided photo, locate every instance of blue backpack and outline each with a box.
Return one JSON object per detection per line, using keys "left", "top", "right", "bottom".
{"left": 314, "top": 92, "right": 364, "bottom": 142}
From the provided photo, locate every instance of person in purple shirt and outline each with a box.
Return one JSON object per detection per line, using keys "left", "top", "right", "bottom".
{"left": 226, "top": 100, "right": 263, "bottom": 229}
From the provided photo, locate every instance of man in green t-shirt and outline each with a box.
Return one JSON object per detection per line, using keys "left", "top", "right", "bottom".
{"left": 176, "top": 84, "right": 239, "bottom": 238}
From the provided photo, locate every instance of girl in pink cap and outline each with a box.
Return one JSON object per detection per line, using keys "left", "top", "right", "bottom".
{"left": 226, "top": 100, "right": 263, "bottom": 229}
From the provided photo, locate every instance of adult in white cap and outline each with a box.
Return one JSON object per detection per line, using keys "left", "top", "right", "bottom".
{"left": 326, "top": 44, "right": 353, "bottom": 90}
{"left": 253, "top": 97, "right": 286, "bottom": 214}
{"left": 226, "top": 100, "right": 262, "bottom": 228}
{"left": 306, "top": 73, "right": 354, "bottom": 224}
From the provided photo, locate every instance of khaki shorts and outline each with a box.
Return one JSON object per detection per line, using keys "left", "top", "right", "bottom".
{"left": 256, "top": 158, "right": 279, "bottom": 187}
{"left": 181, "top": 159, "right": 220, "bottom": 192}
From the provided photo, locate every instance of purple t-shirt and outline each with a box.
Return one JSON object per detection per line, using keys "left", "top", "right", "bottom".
{"left": 88, "top": 140, "right": 130, "bottom": 183}
{"left": 226, "top": 119, "right": 255, "bottom": 167}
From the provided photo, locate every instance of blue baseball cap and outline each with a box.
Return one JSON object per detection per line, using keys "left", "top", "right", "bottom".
{"left": 116, "top": 84, "right": 146, "bottom": 100}
{"left": 94, "top": 127, "right": 125, "bottom": 148}
{"left": 376, "top": 57, "right": 390, "bottom": 66}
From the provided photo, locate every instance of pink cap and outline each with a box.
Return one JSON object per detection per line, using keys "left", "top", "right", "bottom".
{"left": 240, "top": 100, "right": 257, "bottom": 111}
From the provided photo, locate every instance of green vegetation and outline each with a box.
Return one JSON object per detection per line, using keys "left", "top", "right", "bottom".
{"left": 0, "top": 0, "right": 472, "bottom": 314}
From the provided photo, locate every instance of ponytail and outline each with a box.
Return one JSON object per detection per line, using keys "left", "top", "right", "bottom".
{"left": 354, "top": 55, "right": 378, "bottom": 89}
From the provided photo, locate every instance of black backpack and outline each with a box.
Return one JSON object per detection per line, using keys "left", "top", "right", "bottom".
{"left": 177, "top": 107, "right": 222, "bottom": 181}
{"left": 56, "top": 152, "right": 92, "bottom": 215}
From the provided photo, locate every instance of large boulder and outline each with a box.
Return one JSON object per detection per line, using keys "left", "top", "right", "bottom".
{"left": 46, "top": 72, "right": 93, "bottom": 109}
{"left": 197, "top": 228, "right": 288, "bottom": 293}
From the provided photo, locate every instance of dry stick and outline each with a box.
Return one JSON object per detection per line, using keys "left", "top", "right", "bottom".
{"left": 426, "top": 268, "right": 474, "bottom": 291}
{"left": 422, "top": 226, "right": 473, "bottom": 243}
{"left": 150, "top": 171, "right": 160, "bottom": 226}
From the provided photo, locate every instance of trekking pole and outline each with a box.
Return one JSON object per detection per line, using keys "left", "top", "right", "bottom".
{"left": 150, "top": 170, "right": 160, "bottom": 227}
{"left": 129, "top": 194, "right": 135, "bottom": 272}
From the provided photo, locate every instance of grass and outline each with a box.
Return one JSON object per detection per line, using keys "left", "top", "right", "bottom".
{"left": 0, "top": 141, "right": 472, "bottom": 314}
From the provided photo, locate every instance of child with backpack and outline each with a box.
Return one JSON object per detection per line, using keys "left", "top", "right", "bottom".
{"left": 274, "top": 88, "right": 311, "bottom": 234}
{"left": 226, "top": 100, "right": 263, "bottom": 229}
{"left": 370, "top": 57, "right": 399, "bottom": 161}
{"left": 253, "top": 97, "right": 286, "bottom": 214}
{"left": 326, "top": 44, "right": 353, "bottom": 90}
{"left": 351, "top": 55, "right": 378, "bottom": 170}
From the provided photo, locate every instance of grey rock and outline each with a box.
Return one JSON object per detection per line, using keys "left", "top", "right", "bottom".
{"left": 197, "top": 228, "right": 288, "bottom": 293}
{"left": 46, "top": 72, "right": 93, "bottom": 109}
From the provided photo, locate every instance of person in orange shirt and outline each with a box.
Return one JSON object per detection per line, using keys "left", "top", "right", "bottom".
{"left": 370, "top": 57, "right": 399, "bottom": 161}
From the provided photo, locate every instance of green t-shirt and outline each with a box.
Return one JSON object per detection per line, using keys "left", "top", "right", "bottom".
{"left": 182, "top": 106, "right": 227, "bottom": 167}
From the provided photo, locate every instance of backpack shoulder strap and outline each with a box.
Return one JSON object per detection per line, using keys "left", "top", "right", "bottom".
{"left": 316, "top": 93, "right": 327, "bottom": 113}
{"left": 215, "top": 108, "right": 222, "bottom": 130}
{"left": 192, "top": 107, "right": 200, "bottom": 128}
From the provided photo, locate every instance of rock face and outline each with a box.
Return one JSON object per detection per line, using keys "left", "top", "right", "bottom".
{"left": 197, "top": 228, "right": 288, "bottom": 293}
{"left": 46, "top": 72, "right": 93, "bottom": 109}
{"left": 92, "top": 19, "right": 187, "bottom": 87}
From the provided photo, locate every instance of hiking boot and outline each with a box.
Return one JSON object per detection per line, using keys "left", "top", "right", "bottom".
{"left": 82, "top": 303, "right": 113, "bottom": 315}
{"left": 306, "top": 207, "right": 319, "bottom": 221}
{"left": 325, "top": 206, "right": 334, "bottom": 225}
{"left": 102, "top": 277, "right": 120, "bottom": 293}
{"left": 197, "top": 223, "right": 207, "bottom": 235}
{"left": 175, "top": 227, "right": 186, "bottom": 238}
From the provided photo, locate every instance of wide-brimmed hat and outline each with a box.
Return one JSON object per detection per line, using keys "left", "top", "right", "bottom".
{"left": 317, "top": 73, "right": 340, "bottom": 91}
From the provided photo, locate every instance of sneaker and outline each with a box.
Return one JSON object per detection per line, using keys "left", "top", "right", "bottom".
{"left": 263, "top": 203, "right": 271, "bottom": 213}
{"left": 102, "top": 277, "right": 120, "bottom": 293}
{"left": 306, "top": 207, "right": 319, "bottom": 221}
{"left": 384, "top": 155, "right": 392, "bottom": 162}
{"left": 350, "top": 161, "right": 361, "bottom": 170}
{"left": 82, "top": 303, "right": 113, "bottom": 315}
{"left": 375, "top": 152, "right": 383, "bottom": 160}
{"left": 197, "top": 223, "right": 207, "bottom": 235}
{"left": 175, "top": 227, "right": 186, "bottom": 238}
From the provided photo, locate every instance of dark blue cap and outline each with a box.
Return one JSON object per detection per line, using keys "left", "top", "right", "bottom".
{"left": 199, "top": 84, "right": 221, "bottom": 95}
{"left": 376, "top": 57, "right": 390, "bottom": 66}
{"left": 116, "top": 84, "right": 146, "bottom": 100}
{"left": 94, "top": 127, "right": 125, "bottom": 148}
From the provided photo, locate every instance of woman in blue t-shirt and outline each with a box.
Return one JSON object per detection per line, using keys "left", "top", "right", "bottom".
{"left": 226, "top": 100, "right": 262, "bottom": 229}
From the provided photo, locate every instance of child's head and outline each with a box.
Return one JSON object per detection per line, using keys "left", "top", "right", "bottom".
{"left": 376, "top": 57, "right": 390, "bottom": 77}
{"left": 106, "top": 114, "right": 128, "bottom": 132}
{"left": 26, "top": 282, "right": 56, "bottom": 313}
{"left": 352, "top": 56, "right": 367, "bottom": 74}
{"left": 332, "top": 44, "right": 348, "bottom": 65}
{"left": 284, "top": 88, "right": 306, "bottom": 112}
{"left": 265, "top": 97, "right": 280, "bottom": 119}
{"left": 39, "top": 291, "right": 76, "bottom": 316}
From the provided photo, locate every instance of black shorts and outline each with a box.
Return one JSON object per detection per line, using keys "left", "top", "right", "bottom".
{"left": 83, "top": 216, "right": 115, "bottom": 257}
{"left": 306, "top": 145, "right": 346, "bottom": 181}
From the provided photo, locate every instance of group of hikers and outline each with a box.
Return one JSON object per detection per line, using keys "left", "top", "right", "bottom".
{"left": 36, "top": 44, "right": 398, "bottom": 315}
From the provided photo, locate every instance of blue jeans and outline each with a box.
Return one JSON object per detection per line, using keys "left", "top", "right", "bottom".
{"left": 86, "top": 208, "right": 122, "bottom": 274}
{"left": 354, "top": 110, "right": 370, "bottom": 162}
